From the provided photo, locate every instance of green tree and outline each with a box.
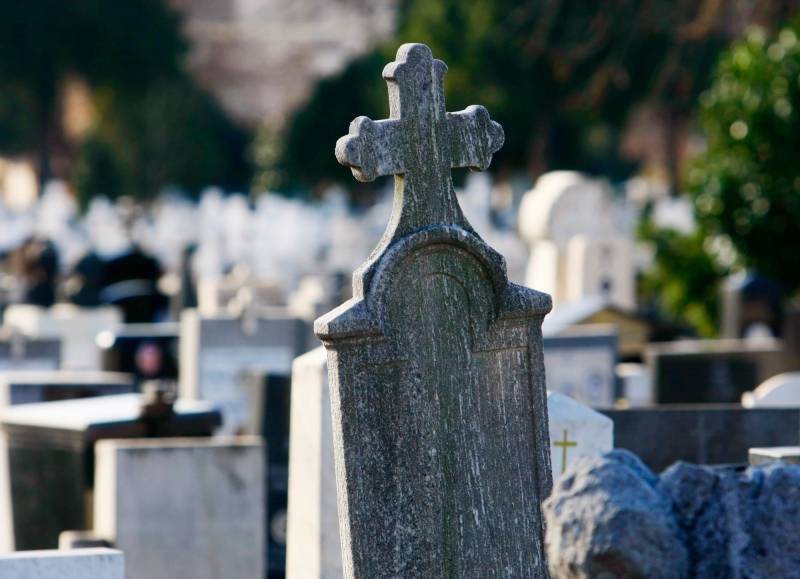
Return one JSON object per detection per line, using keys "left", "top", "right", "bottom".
{"left": 689, "top": 23, "right": 800, "bottom": 294}
{"left": 0, "top": 0, "right": 186, "bottom": 185}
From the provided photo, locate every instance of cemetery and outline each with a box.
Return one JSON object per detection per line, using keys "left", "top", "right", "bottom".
{"left": 1, "top": 2, "right": 800, "bottom": 578}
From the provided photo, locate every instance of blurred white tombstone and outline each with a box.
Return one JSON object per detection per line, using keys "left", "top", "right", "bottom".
{"left": 519, "top": 171, "right": 635, "bottom": 309}
{"left": 616, "top": 362, "right": 653, "bottom": 407}
{"left": 94, "top": 437, "right": 263, "bottom": 579}
{"left": 286, "top": 347, "right": 341, "bottom": 579}
{"left": 3, "top": 304, "right": 121, "bottom": 370}
{"left": 547, "top": 391, "right": 614, "bottom": 480}
{"left": 742, "top": 373, "right": 800, "bottom": 408}
{"left": 0, "top": 548, "right": 124, "bottom": 579}
{"left": 179, "top": 309, "right": 308, "bottom": 433}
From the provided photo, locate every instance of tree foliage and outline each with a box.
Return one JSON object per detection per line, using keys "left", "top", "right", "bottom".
{"left": 0, "top": 0, "right": 251, "bottom": 199}
{"left": 689, "top": 23, "right": 800, "bottom": 293}
{"left": 264, "top": 0, "right": 789, "bottom": 193}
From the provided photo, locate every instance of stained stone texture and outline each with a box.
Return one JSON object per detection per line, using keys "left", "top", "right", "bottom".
{"left": 316, "top": 43, "right": 552, "bottom": 578}
{"left": 0, "top": 548, "right": 124, "bottom": 579}
{"left": 285, "top": 347, "right": 341, "bottom": 579}
{"left": 545, "top": 450, "right": 800, "bottom": 579}
{"left": 94, "top": 437, "right": 264, "bottom": 579}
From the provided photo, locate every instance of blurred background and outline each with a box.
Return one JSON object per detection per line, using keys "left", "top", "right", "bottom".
{"left": 1, "top": 0, "right": 799, "bottom": 337}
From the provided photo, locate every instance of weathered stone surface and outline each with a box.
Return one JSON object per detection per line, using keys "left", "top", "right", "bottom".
{"left": 545, "top": 449, "right": 800, "bottom": 579}
{"left": 316, "top": 43, "right": 552, "bottom": 578}
{"left": 0, "top": 548, "right": 124, "bottom": 579}
{"left": 545, "top": 450, "right": 687, "bottom": 579}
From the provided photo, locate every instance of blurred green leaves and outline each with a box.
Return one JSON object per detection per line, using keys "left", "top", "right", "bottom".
{"left": 690, "top": 22, "right": 800, "bottom": 293}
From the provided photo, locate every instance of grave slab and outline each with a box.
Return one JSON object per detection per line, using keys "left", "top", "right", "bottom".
{"left": 749, "top": 446, "right": 800, "bottom": 466}
{"left": 317, "top": 43, "right": 552, "bottom": 577}
{"left": 180, "top": 309, "right": 309, "bottom": 433}
{"left": 286, "top": 347, "right": 341, "bottom": 579}
{"left": 94, "top": 437, "right": 264, "bottom": 579}
{"left": 0, "top": 548, "right": 124, "bottom": 579}
{"left": 547, "top": 391, "right": 613, "bottom": 480}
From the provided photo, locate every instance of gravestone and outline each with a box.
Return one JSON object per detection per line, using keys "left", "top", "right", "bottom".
{"left": 518, "top": 171, "right": 635, "bottom": 310}
{"left": 647, "top": 338, "right": 789, "bottom": 404}
{"left": 0, "top": 548, "right": 124, "bottom": 579}
{"left": 180, "top": 309, "right": 309, "bottom": 433}
{"left": 316, "top": 43, "right": 553, "bottom": 577}
{"left": 98, "top": 322, "right": 179, "bottom": 383}
{"left": 547, "top": 391, "right": 613, "bottom": 480}
{"left": 742, "top": 372, "right": 800, "bottom": 407}
{"left": 749, "top": 446, "right": 800, "bottom": 465}
{"left": 0, "top": 332, "right": 60, "bottom": 371}
{"left": 93, "top": 437, "right": 264, "bottom": 579}
{"left": 285, "top": 347, "right": 341, "bottom": 579}
{"left": 0, "top": 394, "right": 220, "bottom": 551}
{"left": 543, "top": 326, "right": 617, "bottom": 406}
{"left": 0, "top": 370, "right": 135, "bottom": 406}
{"left": 242, "top": 370, "right": 292, "bottom": 579}
{"left": 3, "top": 304, "right": 121, "bottom": 370}
{"left": 601, "top": 405, "right": 800, "bottom": 472}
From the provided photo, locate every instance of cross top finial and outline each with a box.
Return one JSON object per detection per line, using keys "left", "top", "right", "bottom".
{"left": 336, "top": 43, "right": 504, "bottom": 236}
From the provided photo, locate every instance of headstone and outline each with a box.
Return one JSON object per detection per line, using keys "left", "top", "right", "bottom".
{"left": 741, "top": 372, "right": 800, "bottom": 408}
{"left": 601, "top": 405, "right": 800, "bottom": 472}
{"left": 316, "top": 44, "right": 552, "bottom": 577}
{"left": 721, "top": 272, "right": 785, "bottom": 339}
{"left": 0, "top": 370, "right": 135, "bottom": 406}
{"left": 285, "top": 347, "right": 341, "bottom": 579}
{"left": 749, "top": 446, "right": 800, "bottom": 466}
{"left": 242, "top": 371, "right": 291, "bottom": 578}
{"left": 97, "top": 323, "right": 179, "bottom": 383}
{"left": 0, "top": 548, "right": 124, "bottom": 579}
{"left": 93, "top": 437, "right": 264, "bottom": 579}
{"left": 179, "top": 309, "right": 308, "bottom": 434}
{"left": 647, "top": 338, "right": 790, "bottom": 404}
{"left": 3, "top": 304, "right": 122, "bottom": 370}
{"left": 547, "top": 391, "right": 613, "bottom": 480}
{"left": 616, "top": 362, "right": 653, "bottom": 407}
{"left": 518, "top": 171, "right": 635, "bottom": 310}
{"left": 543, "top": 326, "right": 617, "bottom": 406}
{"left": 0, "top": 393, "right": 220, "bottom": 551}
{"left": 0, "top": 332, "right": 60, "bottom": 372}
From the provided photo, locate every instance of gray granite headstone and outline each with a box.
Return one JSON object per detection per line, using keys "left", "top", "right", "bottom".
{"left": 315, "top": 43, "right": 553, "bottom": 578}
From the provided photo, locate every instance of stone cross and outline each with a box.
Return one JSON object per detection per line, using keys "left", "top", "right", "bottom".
{"left": 316, "top": 43, "right": 553, "bottom": 578}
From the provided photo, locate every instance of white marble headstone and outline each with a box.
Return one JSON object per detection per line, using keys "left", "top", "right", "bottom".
{"left": 286, "top": 347, "right": 342, "bottom": 579}
{"left": 547, "top": 391, "right": 614, "bottom": 480}
{"left": 93, "top": 437, "right": 263, "bottom": 579}
{"left": 742, "top": 372, "right": 800, "bottom": 408}
{"left": 0, "top": 548, "right": 124, "bottom": 579}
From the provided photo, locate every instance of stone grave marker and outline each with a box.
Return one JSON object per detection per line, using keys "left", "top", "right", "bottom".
{"left": 286, "top": 347, "right": 341, "bottom": 579}
{"left": 742, "top": 372, "right": 800, "bottom": 407}
{"left": 242, "top": 370, "right": 292, "bottom": 578}
{"left": 97, "top": 322, "right": 180, "bottom": 383}
{"left": 647, "top": 338, "right": 790, "bottom": 404}
{"left": 0, "top": 394, "right": 220, "bottom": 551}
{"left": 547, "top": 391, "right": 613, "bottom": 480}
{"left": 316, "top": 43, "right": 553, "bottom": 577}
{"left": 3, "top": 304, "right": 121, "bottom": 370}
{"left": 93, "top": 437, "right": 264, "bottom": 579}
{"left": 0, "top": 370, "right": 135, "bottom": 407}
{"left": 601, "top": 405, "right": 800, "bottom": 472}
{"left": 543, "top": 326, "right": 618, "bottom": 406}
{"left": 0, "top": 332, "right": 60, "bottom": 372}
{"left": 179, "top": 309, "right": 309, "bottom": 434}
{"left": 0, "top": 548, "right": 124, "bottom": 579}
{"left": 749, "top": 446, "right": 800, "bottom": 466}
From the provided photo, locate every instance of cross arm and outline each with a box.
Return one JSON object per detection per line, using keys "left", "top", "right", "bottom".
{"left": 447, "top": 105, "right": 505, "bottom": 171}
{"left": 335, "top": 117, "right": 404, "bottom": 182}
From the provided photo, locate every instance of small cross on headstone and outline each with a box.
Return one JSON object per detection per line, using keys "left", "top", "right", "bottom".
{"left": 317, "top": 43, "right": 553, "bottom": 578}
{"left": 554, "top": 429, "right": 578, "bottom": 474}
